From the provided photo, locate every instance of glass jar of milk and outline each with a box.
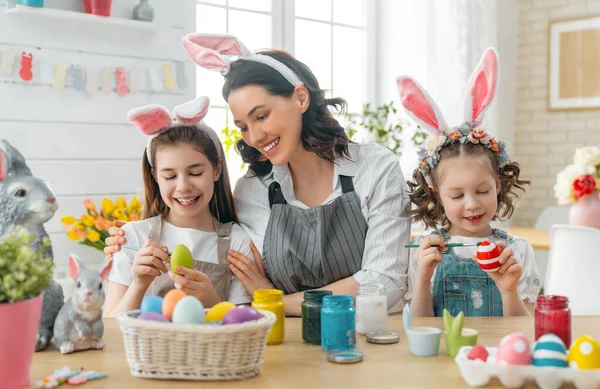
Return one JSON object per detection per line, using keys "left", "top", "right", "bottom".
{"left": 356, "top": 284, "right": 387, "bottom": 335}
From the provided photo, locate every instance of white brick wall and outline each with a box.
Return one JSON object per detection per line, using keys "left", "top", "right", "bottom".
{"left": 514, "top": 0, "right": 600, "bottom": 227}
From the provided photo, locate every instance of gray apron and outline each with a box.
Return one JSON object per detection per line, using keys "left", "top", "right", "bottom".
{"left": 144, "top": 217, "right": 234, "bottom": 301}
{"left": 263, "top": 175, "right": 368, "bottom": 294}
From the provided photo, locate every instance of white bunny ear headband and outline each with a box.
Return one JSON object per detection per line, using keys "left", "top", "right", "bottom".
{"left": 127, "top": 96, "right": 223, "bottom": 167}
{"left": 396, "top": 48, "right": 509, "bottom": 184}
{"left": 181, "top": 33, "right": 303, "bottom": 87}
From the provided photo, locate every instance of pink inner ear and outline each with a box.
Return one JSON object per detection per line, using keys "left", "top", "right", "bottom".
{"left": 471, "top": 50, "right": 498, "bottom": 121}
{"left": 128, "top": 106, "right": 172, "bottom": 135}
{"left": 0, "top": 151, "right": 6, "bottom": 182}
{"left": 182, "top": 38, "right": 228, "bottom": 70}
{"left": 69, "top": 255, "right": 79, "bottom": 279}
{"left": 100, "top": 260, "right": 113, "bottom": 281}
{"left": 397, "top": 77, "right": 440, "bottom": 130}
{"left": 185, "top": 34, "right": 246, "bottom": 56}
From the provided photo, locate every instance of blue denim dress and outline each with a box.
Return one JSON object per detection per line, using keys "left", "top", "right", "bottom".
{"left": 432, "top": 228, "right": 513, "bottom": 317}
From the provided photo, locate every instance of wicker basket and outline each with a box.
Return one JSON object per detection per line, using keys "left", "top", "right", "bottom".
{"left": 116, "top": 309, "right": 276, "bottom": 381}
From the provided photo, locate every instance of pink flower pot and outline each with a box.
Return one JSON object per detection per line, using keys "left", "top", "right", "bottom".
{"left": 569, "top": 193, "right": 600, "bottom": 229}
{"left": 83, "top": 0, "right": 92, "bottom": 13}
{"left": 91, "top": 0, "right": 112, "bottom": 16}
{"left": 0, "top": 295, "right": 43, "bottom": 389}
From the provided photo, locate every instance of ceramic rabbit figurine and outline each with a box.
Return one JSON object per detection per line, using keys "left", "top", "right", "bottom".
{"left": 0, "top": 139, "right": 64, "bottom": 351}
{"left": 53, "top": 253, "right": 112, "bottom": 354}
{"left": 443, "top": 309, "right": 479, "bottom": 357}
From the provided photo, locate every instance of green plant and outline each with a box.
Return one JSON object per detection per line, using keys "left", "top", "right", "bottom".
{"left": 0, "top": 227, "right": 54, "bottom": 303}
{"left": 345, "top": 101, "right": 427, "bottom": 155}
{"left": 221, "top": 124, "right": 242, "bottom": 154}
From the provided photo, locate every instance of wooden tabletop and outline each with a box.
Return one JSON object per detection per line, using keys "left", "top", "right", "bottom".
{"left": 31, "top": 315, "right": 600, "bottom": 388}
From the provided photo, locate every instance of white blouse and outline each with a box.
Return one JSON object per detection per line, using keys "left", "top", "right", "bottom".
{"left": 233, "top": 142, "right": 412, "bottom": 309}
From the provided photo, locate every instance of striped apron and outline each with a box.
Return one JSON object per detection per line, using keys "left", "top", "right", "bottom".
{"left": 263, "top": 175, "right": 368, "bottom": 294}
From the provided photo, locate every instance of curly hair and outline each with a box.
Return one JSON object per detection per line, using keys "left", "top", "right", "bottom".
{"left": 222, "top": 50, "right": 350, "bottom": 177}
{"left": 407, "top": 142, "right": 530, "bottom": 230}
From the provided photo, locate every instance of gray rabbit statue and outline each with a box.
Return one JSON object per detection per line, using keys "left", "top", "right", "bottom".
{"left": 54, "top": 253, "right": 112, "bottom": 354}
{"left": 0, "top": 139, "right": 64, "bottom": 351}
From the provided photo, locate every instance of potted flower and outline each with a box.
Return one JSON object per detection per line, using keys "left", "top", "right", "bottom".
{"left": 0, "top": 227, "right": 54, "bottom": 389}
{"left": 554, "top": 146, "right": 600, "bottom": 229}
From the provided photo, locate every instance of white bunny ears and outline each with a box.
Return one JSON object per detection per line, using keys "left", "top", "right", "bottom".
{"left": 127, "top": 96, "right": 223, "bottom": 166}
{"left": 181, "top": 33, "right": 303, "bottom": 87}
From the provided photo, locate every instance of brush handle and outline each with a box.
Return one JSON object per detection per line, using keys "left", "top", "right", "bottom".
{"left": 403, "top": 243, "right": 479, "bottom": 248}
{"left": 122, "top": 245, "right": 172, "bottom": 256}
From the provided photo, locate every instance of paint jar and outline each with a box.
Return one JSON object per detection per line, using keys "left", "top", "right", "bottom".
{"left": 301, "top": 290, "right": 332, "bottom": 345}
{"left": 321, "top": 295, "right": 356, "bottom": 352}
{"left": 535, "top": 295, "right": 571, "bottom": 348}
{"left": 252, "top": 289, "right": 285, "bottom": 345}
{"left": 356, "top": 283, "right": 387, "bottom": 335}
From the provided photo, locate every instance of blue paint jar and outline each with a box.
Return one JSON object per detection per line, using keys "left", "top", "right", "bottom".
{"left": 320, "top": 295, "right": 356, "bottom": 352}
{"left": 17, "top": 0, "right": 44, "bottom": 7}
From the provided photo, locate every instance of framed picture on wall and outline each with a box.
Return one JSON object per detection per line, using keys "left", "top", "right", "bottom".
{"left": 548, "top": 15, "right": 600, "bottom": 111}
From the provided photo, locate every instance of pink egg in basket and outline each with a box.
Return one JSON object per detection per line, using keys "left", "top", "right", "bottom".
{"left": 496, "top": 332, "right": 531, "bottom": 365}
{"left": 476, "top": 241, "right": 502, "bottom": 272}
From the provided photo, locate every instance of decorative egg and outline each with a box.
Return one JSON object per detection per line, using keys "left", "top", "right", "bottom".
{"left": 206, "top": 301, "right": 236, "bottom": 323}
{"left": 140, "top": 296, "right": 163, "bottom": 314}
{"left": 568, "top": 335, "right": 600, "bottom": 370}
{"left": 138, "top": 311, "right": 170, "bottom": 322}
{"left": 222, "top": 305, "right": 262, "bottom": 325}
{"left": 172, "top": 296, "right": 205, "bottom": 324}
{"left": 476, "top": 241, "right": 502, "bottom": 272}
{"left": 162, "top": 289, "right": 187, "bottom": 321}
{"left": 532, "top": 334, "right": 567, "bottom": 368}
{"left": 496, "top": 332, "right": 532, "bottom": 365}
{"left": 170, "top": 244, "right": 194, "bottom": 275}
{"left": 467, "top": 345, "right": 489, "bottom": 362}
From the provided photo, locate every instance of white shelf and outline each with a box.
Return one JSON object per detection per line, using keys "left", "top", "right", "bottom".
{"left": 6, "top": 4, "right": 162, "bottom": 33}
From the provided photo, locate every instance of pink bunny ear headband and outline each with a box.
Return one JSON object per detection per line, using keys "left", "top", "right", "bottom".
{"left": 127, "top": 96, "right": 223, "bottom": 167}
{"left": 181, "top": 33, "right": 303, "bottom": 87}
{"left": 396, "top": 47, "right": 509, "bottom": 185}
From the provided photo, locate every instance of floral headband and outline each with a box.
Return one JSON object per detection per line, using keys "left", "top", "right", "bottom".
{"left": 396, "top": 48, "right": 510, "bottom": 184}
{"left": 182, "top": 33, "right": 303, "bottom": 87}
{"left": 127, "top": 96, "right": 223, "bottom": 167}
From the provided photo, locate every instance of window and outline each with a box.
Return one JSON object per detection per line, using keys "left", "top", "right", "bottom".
{"left": 196, "top": 0, "right": 372, "bottom": 183}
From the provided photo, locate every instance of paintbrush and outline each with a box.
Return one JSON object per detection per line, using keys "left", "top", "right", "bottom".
{"left": 403, "top": 242, "right": 483, "bottom": 248}
{"left": 122, "top": 245, "right": 172, "bottom": 256}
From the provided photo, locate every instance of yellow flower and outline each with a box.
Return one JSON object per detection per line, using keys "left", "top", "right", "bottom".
{"left": 130, "top": 196, "right": 140, "bottom": 209}
{"left": 116, "top": 196, "right": 127, "bottom": 210}
{"left": 61, "top": 215, "right": 75, "bottom": 225}
{"left": 102, "top": 199, "right": 115, "bottom": 214}
{"left": 83, "top": 198, "right": 96, "bottom": 210}
{"left": 82, "top": 214, "right": 95, "bottom": 227}
{"left": 67, "top": 230, "right": 80, "bottom": 241}
{"left": 74, "top": 221, "right": 86, "bottom": 231}
{"left": 76, "top": 230, "right": 86, "bottom": 240}
{"left": 86, "top": 230, "right": 101, "bottom": 242}
{"left": 112, "top": 209, "right": 125, "bottom": 220}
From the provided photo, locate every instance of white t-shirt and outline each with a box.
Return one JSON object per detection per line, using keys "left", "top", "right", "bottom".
{"left": 403, "top": 231, "right": 542, "bottom": 305}
{"left": 108, "top": 217, "right": 253, "bottom": 305}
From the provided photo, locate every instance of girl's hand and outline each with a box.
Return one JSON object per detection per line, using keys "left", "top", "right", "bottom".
{"left": 416, "top": 235, "right": 445, "bottom": 284}
{"left": 132, "top": 239, "right": 170, "bottom": 290}
{"left": 104, "top": 220, "right": 127, "bottom": 261}
{"left": 474, "top": 242, "right": 522, "bottom": 295}
{"left": 228, "top": 241, "right": 274, "bottom": 296}
{"left": 169, "top": 266, "right": 220, "bottom": 306}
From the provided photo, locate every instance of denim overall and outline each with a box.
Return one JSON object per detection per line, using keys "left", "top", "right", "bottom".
{"left": 432, "top": 228, "right": 513, "bottom": 317}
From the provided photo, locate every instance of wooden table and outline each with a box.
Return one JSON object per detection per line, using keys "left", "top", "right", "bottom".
{"left": 31, "top": 315, "right": 600, "bottom": 388}
{"left": 411, "top": 227, "right": 551, "bottom": 251}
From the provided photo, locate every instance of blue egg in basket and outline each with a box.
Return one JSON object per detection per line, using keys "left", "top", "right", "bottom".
{"left": 141, "top": 296, "right": 164, "bottom": 314}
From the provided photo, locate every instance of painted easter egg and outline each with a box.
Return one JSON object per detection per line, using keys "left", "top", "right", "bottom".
{"left": 171, "top": 244, "right": 194, "bottom": 275}
{"left": 568, "top": 335, "right": 600, "bottom": 370}
{"left": 532, "top": 334, "right": 567, "bottom": 368}
{"left": 172, "top": 296, "right": 205, "bottom": 324}
{"left": 140, "top": 295, "right": 163, "bottom": 314}
{"left": 162, "top": 289, "right": 187, "bottom": 321}
{"left": 467, "top": 345, "right": 489, "bottom": 362}
{"left": 496, "top": 332, "right": 532, "bottom": 365}
{"left": 476, "top": 241, "right": 502, "bottom": 272}
{"left": 222, "top": 305, "right": 262, "bottom": 325}
{"left": 138, "top": 311, "right": 170, "bottom": 322}
{"left": 206, "top": 301, "right": 236, "bottom": 323}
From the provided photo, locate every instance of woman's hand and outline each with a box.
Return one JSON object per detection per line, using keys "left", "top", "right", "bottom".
{"left": 228, "top": 241, "right": 274, "bottom": 296}
{"left": 169, "top": 266, "right": 220, "bottom": 307}
{"left": 474, "top": 242, "right": 522, "bottom": 295}
{"left": 104, "top": 220, "right": 127, "bottom": 261}
{"left": 131, "top": 239, "right": 170, "bottom": 291}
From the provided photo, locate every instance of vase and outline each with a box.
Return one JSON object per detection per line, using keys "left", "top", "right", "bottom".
{"left": 569, "top": 193, "right": 600, "bottom": 229}
{"left": 0, "top": 295, "right": 43, "bottom": 389}
{"left": 133, "top": 0, "right": 154, "bottom": 22}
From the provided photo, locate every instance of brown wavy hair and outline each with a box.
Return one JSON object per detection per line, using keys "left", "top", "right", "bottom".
{"left": 407, "top": 142, "right": 530, "bottom": 230}
{"left": 141, "top": 125, "right": 238, "bottom": 224}
{"left": 222, "top": 50, "right": 350, "bottom": 177}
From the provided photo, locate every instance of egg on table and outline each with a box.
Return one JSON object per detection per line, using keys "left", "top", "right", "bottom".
{"left": 532, "top": 334, "right": 567, "bottom": 368}
{"left": 496, "top": 332, "right": 532, "bottom": 365}
{"left": 172, "top": 295, "right": 206, "bottom": 324}
{"left": 568, "top": 335, "right": 600, "bottom": 370}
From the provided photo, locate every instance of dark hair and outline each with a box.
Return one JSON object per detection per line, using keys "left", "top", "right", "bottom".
{"left": 222, "top": 50, "right": 350, "bottom": 176}
{"left": 407, "top": 142, "right": 530, "bottom": 230}
{"left": 141, "top": 125, "right": 238, "bottom": 224}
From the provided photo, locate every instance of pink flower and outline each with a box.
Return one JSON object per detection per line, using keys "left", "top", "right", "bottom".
{"left": 467, "top": 127, "right": 492, "bottom": 144}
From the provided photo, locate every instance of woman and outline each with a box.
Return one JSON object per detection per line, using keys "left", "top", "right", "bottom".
{"left": 105, "top": 34, "right": 412, "bottom": 316}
